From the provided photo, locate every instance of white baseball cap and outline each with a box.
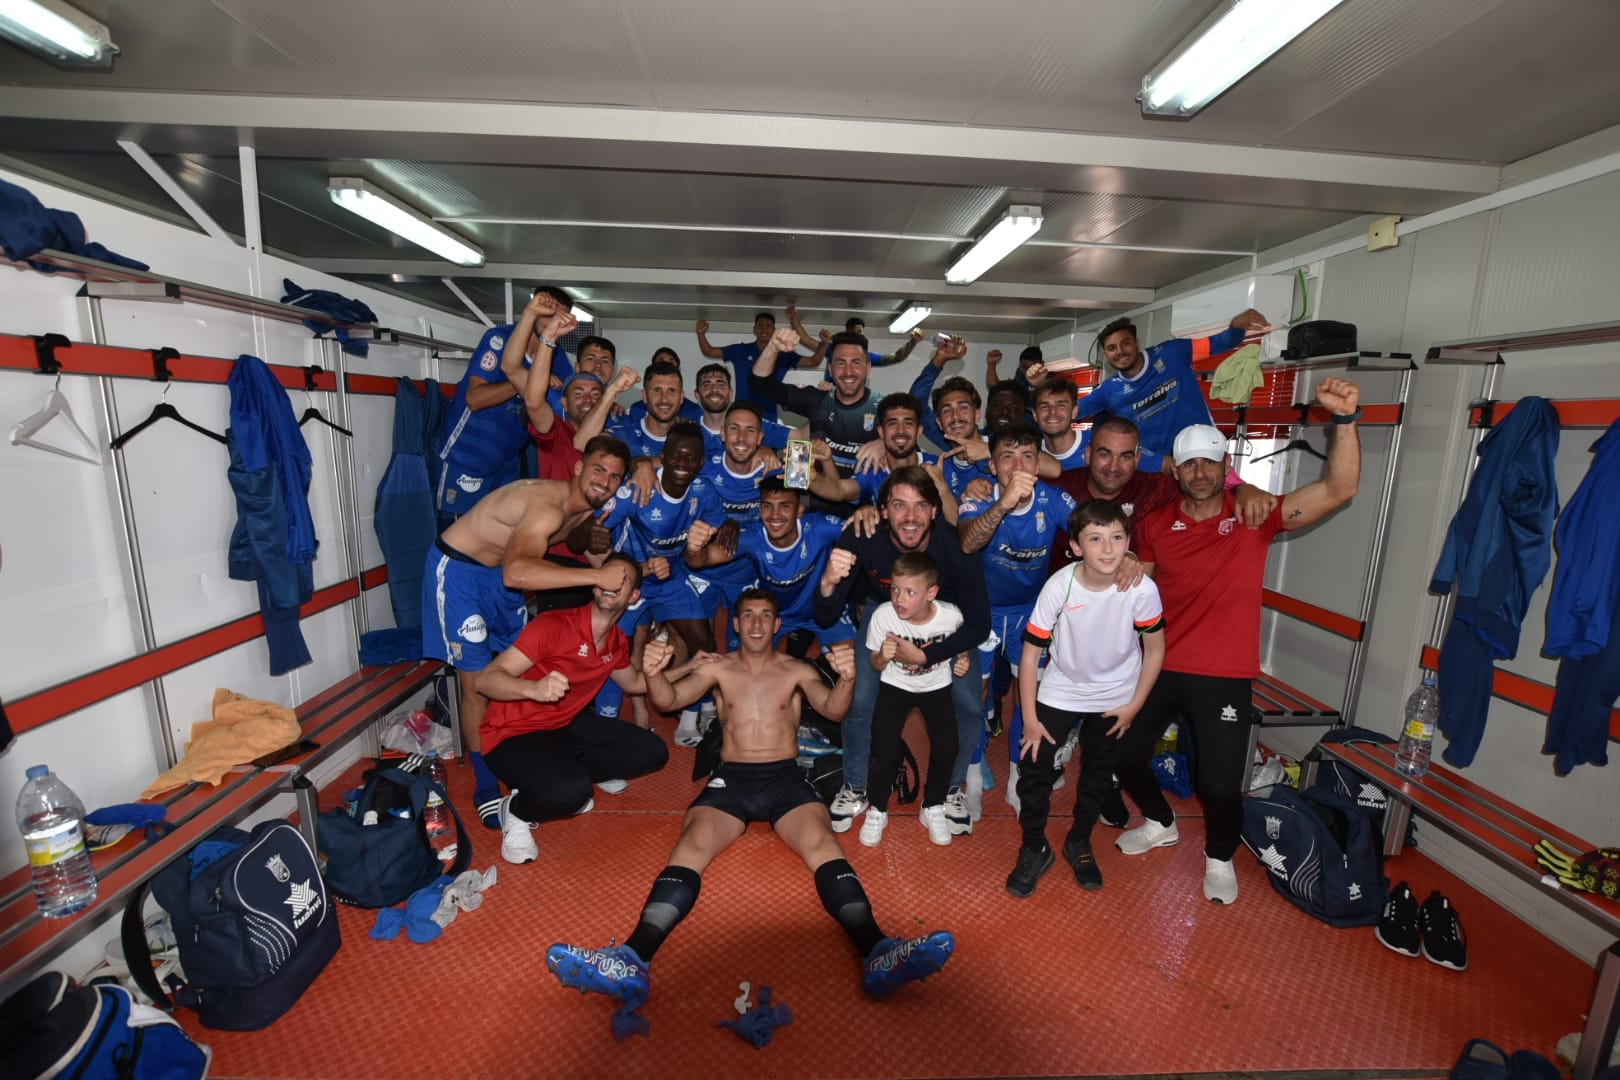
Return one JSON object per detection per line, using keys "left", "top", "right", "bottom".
{"left": 1172, "top": 424, "right": 1229, "bottom": 466}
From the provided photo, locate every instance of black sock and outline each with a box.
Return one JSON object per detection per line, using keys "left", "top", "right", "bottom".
{"left": 814, "top": 859, "right": 884, "bottom": 958}
{"left": 624, "top": 866, "right": 701, "bottom": 962}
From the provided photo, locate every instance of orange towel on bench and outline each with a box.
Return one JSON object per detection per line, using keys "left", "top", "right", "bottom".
{"left": 140, "top": 689, "right": 301, "bottom": 799}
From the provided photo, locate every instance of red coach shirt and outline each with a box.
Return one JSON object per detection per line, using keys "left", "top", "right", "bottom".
{"left": 1049, "top": 467, "right": 1181, "bottom": 572}
{"left": 532, "top": 418, "right": 586, "bottom": 558}
{"left": 1132, "top": 492, "right": 1284, "bottom": 678}
{"left": 481, "top": 604, "right": 629, "bottom": 752}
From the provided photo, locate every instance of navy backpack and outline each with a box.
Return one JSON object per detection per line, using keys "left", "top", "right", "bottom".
{"left": 1311, "top": 725, "right": 1417, "bottom": 850}
{"left": 0, "top": 970, "right": 210, "bottom": 1079}
{"left": 123, "top": 819, "right": 341, "bottom": 1031}
{"left": 1241, "top": 782, "right": 1389, "bottom": 928}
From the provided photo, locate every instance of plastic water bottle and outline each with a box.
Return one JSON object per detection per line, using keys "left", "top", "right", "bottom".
{"left": 1154, "top": 723, "right": 1180, "bottom": 756}
{"left": 423, "top": 750, "right": 448, "bottom": 791}
{"left": 422, "top": 789, "right": 456, "bottom": 864}
{"left": 1396, "top": 673, "right": 1440, "bottom": 777}
{"left": 15, "top": 765, "right": 98, "bottom": 918}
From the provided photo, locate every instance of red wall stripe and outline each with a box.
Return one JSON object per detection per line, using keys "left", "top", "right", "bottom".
{"left": 1262, "top": 589, "right": 1365, "bottom": 641}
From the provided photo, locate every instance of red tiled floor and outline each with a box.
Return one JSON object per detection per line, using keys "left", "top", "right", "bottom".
{"left": 188, "top": 720, "right": 1594, "bottom": 1080}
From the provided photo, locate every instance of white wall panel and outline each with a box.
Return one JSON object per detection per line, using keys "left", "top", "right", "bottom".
{"left": 1314, "top": 240, "right": 1416, "bottom": 353}
{"left": 1476, "top": 170, "right": 1620, "bottom": 335}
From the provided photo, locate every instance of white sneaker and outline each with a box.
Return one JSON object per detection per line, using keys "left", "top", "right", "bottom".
{"left": 1004, "top": 761, "right": 1022, "bottom": 815}
{"left": 1053, "top": 728, "right": 1079, "bottom": 769}
{"left": 920, "top": 804, "right": 952, "bottom": 846}
{"left": 1203, "top": 856, "right": 1239, "bottom": 904}
{"left": 673, "top": 711, "right": 702, "bottom": 747}
{"left": 943, "top": 787, "right": 973, "bottom": 835}
{"left": 596, "top": 779, "right": 629, "bottom": 795}
{"left": 574, "top": 797, "right": 595, "bottom": 816}
{"left": 698, "top": 703, "right": 717, "bottom": 735}
{"left": 963, "top": 764, "right": 985, "bottom": 822}
{"left": 498, "top": 794, "right": 539, "bottom": 864}
{"left": 1117, "top": 817, "right": 1179, "bottom": 856}
{"left": 828, "top": 785, "right": 869, "bottom": 834}
{"left": 858, "top": 808, "right": 889, "bottom": 847}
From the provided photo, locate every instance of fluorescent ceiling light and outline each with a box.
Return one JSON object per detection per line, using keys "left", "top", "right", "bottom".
{"left": 945, "top": 205, "right": 1041, "bottom": 285}
{"left": 0, "top": 0, "right": 117, "bottom": 66}
{"left": 888, "top": 303, "right": 931, "bottom": 335}
{"left": 570, "top": 305, "right": 593, "bottom": 323}
{"left": 1140, "top": 0, "right": 1346, "bottom": 118}
{"left": 327, "top": 178, "right": 484, "bottom": 267}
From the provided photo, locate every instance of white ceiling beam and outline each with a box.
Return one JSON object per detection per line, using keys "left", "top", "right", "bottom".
{"left": 115, "top": 138, "right": 230, "bottom": 242}
{"left": 6, "top": 90, "right": 1499, "bottom": 213}
{"left": 440, "top": 277, "right": 494, "bottom": 328}
{"left": 301, "top": 260, "right": 1154, "bottom": 308}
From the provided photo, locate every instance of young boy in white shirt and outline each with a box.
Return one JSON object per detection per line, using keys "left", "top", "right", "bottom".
{"left": 1008, "top": 500, "right": 1165, "bottom": 897}
{"left": 860, "top": 552, "right": 972, "bottom": 848}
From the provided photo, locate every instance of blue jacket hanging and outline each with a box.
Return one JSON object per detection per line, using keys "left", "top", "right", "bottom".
{"left": 420, "top": 377, "right": 446, "bottom": 503}
{"left": 281, "top": 278, "right": 377, "bottom": 358}
{"left": 227, "top": 355, "right": 317, "bottom": 675}
{"left": 1544, "top": 419, "right": 1620, "bottom": 773}
{"left": 1429, "top": 396, "right": 1560, "bottom": 766}
{"left": 0, "top": 176, "right": 149, "bottom": 272}
{"left": 375, "top": 378, "right": 436, "bottom": 632}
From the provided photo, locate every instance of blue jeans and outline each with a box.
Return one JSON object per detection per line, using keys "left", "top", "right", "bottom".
{"left": 843, "top": 604, "right": 982, "bottom": 791}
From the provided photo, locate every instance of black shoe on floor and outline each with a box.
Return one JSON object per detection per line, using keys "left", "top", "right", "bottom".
{"left": 1420, "top": 891, "right": 1468, "bottom": 971}
{"left": 1375, "top": 880, "right": 1421, "bottom": 957}
{"left": 1005, "top": 844, "right": 1055, "bottom": 898}
{"left": 1098, "top": 785, "right": 1129, "bottom": 829}
{"left": 1062, "top": 837, "right": 1104, "bottom": 890}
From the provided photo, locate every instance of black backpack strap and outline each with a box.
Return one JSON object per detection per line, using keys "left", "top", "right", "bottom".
{"left": 120, "top": 878, "right": 176, "bottom": 1012}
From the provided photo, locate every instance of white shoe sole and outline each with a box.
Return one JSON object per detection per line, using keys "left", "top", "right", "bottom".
{"left": 1116, "top": 823, "right": 1179, "bottom": 856}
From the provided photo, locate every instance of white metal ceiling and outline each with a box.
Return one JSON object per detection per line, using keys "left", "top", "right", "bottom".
{"left": 2, "top": 0, "right": 1618, "bottom": 333}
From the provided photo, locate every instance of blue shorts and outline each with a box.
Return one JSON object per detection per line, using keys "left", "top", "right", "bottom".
{"left": 618, "top": 572, "right": 718, "bottom": 633}
{"left": 705, "top": 559, "right": 758, "bottom": 612}
{"left": 978, "top": 605, "right": 1034, "bottom": 667}
{"left": 422, "top": 539, "right": 527, "bottom": 672}
{"left": 780, "top": 610, "right": 856, "bottom": 645}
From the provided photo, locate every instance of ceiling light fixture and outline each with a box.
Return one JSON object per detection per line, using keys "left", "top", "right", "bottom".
{"left": 0, "top": 0, "right": 117, "bottom": 66}
{"left": 327, "top": 178, "right": 484, "bottom": 267}
{"left": 1139, "top": 0, "right": 1346, "bottom": 118}
{"left": 570, "top": 305, "right": 594, "bottom": 323}
{"left": 945, "top": 205, "right": 1042, "bottom": 285}
{"left": 888, "top": 303, "right": 931, "bottom": 335}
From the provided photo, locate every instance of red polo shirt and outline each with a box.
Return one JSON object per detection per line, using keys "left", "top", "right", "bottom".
{"left": 481, "top": 604, "right": 629, "bottom": 751}
{"left": 1132, "top": 493, "right": 1284, "bottom": 678}
{"left": 532, "top": 417, "right": 587, "bottom": 558}
{"left": 1049, "top": 467, "right": 1181, "bottom": 571}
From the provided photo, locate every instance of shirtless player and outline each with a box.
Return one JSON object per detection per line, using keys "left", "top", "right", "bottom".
{"left": 545, "top": 589, "right": 956, "bottom": 1033}
{"left": 422, "top": 435, "right": 634, "bottom": 826}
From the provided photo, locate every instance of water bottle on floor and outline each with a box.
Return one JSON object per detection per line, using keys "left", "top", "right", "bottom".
{"left": 1395, "top": 673, "right": 1439, "bottom": 777}
{"left": 15, "top": 765, "right": 97, "bottom": 918}
{"left": 423, "top": 785, "right": 457, "bottom": 864}
{"left": 423, "top": 749, "right": 448, "bottom": 790}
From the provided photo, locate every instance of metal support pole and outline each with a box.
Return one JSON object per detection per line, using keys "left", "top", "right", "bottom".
{"left": 1340, "top": 363, "right": 1415, "bottom": 722}
{"left": 85, "top": 296, "right": 177, "bottom": 766}
{"left": 238, "top": 145, "right": 262, "bottom": 254}
{"left": 1429, "top": 360, "right": 1504, "bottom": 647}
{"left": 1574, "top": 941, "right": 1620, "bottom": 1080}
{"left": 326, "top": 340, "right": 370, "bottom": 648}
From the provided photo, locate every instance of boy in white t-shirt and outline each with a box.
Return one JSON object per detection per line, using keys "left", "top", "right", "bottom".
{"left": 1007, "top": 500, "right": 1165, "bottom": 897}
{"left": 860, "top": 552, "right": 972, "bottom": 848}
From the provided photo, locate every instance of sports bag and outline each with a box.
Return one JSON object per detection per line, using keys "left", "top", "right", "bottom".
{"left": 316, "top": 765, "right": 469, "bottom": 908}
{"left": 1282, "top": 319, "right": 1357, "bottom": 360}
{"left": 1241, "top": 782, "right": 1388, "bottom": 928}
{"left": 0, "top": 970, "right": 211, "bottom": 1080}
{"left": 123, "top": 819, "right": 341, "bottom": 1031}
{"left": 1310, "top": 725, "right": 1416, "bottom": 850}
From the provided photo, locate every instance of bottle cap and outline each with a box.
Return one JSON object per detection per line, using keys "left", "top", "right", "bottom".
{"left": 25, "top": 765, "right": 47, "bottom": 780}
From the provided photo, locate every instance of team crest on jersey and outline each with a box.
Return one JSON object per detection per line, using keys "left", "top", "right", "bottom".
{"left": 1121, "top": 502, "right": 1135, "bottom": 517}
{"left": 1036, "top": 511, "right": 1045, "bottom": 533}
{"left": 1154, "top": 358, "right": 1166, "bottom": 374}
{"left": 689, "top": 497, "right": 698, "bottom": 514}
{"left": 1170, "top": 520, "right": 1188, "bottom": 531}
{"left": 490, "top": 334, "right": 505, "bottom": 351}
{"left": 863, "top": 412, "right": 876, "bottom": 431}
{"left": 1218, "top": 517, "right": 1236, "bottom": 536}
{"left": 479, "top": 350, "right": 499, "bottom": 372}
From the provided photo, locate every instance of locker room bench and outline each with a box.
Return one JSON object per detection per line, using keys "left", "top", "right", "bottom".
{"left": 0, "top": 658, "right": 446, "bottom": 995}
{"left": 1298, "top": 647, "right": 1620, "bottom": 1080}
{"left": 1242, "top": 589, "right": 1348, "bottom": 766}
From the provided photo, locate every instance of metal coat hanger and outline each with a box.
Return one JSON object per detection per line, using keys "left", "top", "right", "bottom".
{"left": 9, "top": 374, "right": 102, "bottom": 465}
{"left": 296, "top": 366, "right": 352, "bottom": 437}
{"left": 1250, "top": 435, "right": 1327, "bottom": 464}
{"left": 109, "top": 350, "right": 227, "bottom": 449}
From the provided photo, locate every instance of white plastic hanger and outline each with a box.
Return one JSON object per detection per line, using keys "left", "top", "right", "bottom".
{"left": 8, "top": 376, "right": 102, "bottom": 465}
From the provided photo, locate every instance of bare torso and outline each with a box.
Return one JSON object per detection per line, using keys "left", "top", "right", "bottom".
{"left": 707, "top": 653, "right": 815, "bottom": 763}
{"left": 439, "top": 479, "right": 592, "bottom": 565}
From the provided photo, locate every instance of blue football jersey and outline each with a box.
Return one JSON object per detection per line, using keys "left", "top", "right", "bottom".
{"left": 608, "top": 416, "right": 671, "bottom": 461}
{"left": 957, "top": 480, "right": 1077, "bottom": 607}
{"left": 600, "top": 472, "right": 727, "bottom": 576}
{"left": 699, "top": 416, "right": 793, "bottom": 459}
{"left": 853, "top": 452, "right": 939, "bottom": 506}
{"left": 940, "top": 451, "right": 993, "bottom": 500}
{"left": 735, "top": 513, "right": 846, "bottom": 626}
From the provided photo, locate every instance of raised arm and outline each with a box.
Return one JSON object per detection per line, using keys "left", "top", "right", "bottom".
{"left": 959, "top": 470, "right": 1034, "bottom": 553}
{"left": 799, "top": 643, "right": 856, "bottom": 721}
{"left": 808, "top": 439, "right": 860, "bottom": 503}
{"left": 876, "top": 330, "right": 924, "bottom": 368}
{"left": 641, "top": 636, "right": 722, "bottom": 714}
{"left": 503, "top": 505, "right": 624, "bottom": 593}
{"left": 573, "top": 368, "right": 641, "bottom": 450}
{"left": 475, "top": 642, "right": 569, "bottom": 704}
{"left": 515, "top": 307, "right": 578, "bottom": 433}
{"left": 1278, "top": 378, "right": 1361, "bottom": 531}
{"left": 695, "top": 319, "right": 724, "bottom": 360}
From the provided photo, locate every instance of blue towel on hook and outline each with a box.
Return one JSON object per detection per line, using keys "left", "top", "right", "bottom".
{"left": 281, "top": 278, "right": 377, "bottom": 357}
{"left": 0, "top": 177, "right": 149, "bottom": 272}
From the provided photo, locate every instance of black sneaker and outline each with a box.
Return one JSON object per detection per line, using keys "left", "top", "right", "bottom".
{"left": 1375, "top": 881, "right": 1421, "bottom": 957}
{"left": 1063, "top": 837, "right": 1104, "bottom": 890}
{"left": 1005, "top": 844, "right": 1055, "bottom": 898}
{"left": 1098, "top": 787, "right": 1130, "bottom": 829}
{"left": 1420, "top": 891, "right": 1468, "bottom": 971}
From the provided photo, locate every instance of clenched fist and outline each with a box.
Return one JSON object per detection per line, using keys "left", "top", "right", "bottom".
{"left": 771, "top": 327, "right": 800, "bottom": 353}
{"left": 694, "top": 319, "right": 710, "bottom": 335}
{"left": 1316, "top": 377, "right": 1360, "bottom": 417}
{"left": 686, "top": 519, "right": 717, "bottom": 552}
{"left": 825, "top": 641, "right": 855, "bottom": 680}
{"left": 820, "top": 548, "right": 857, "bottom": 590}
{"left": 531, "top": 670, "right": 570, "bottom": 703}
{"left": 998, "top": 469, "right": 1036, "bottom": 511}
{"left": 642, "top": 636, "right": 675, "bottom": 677}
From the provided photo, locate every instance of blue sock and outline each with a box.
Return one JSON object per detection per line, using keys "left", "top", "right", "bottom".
{"left": 470, "top": 752, "right": 502, "bottom": 828}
